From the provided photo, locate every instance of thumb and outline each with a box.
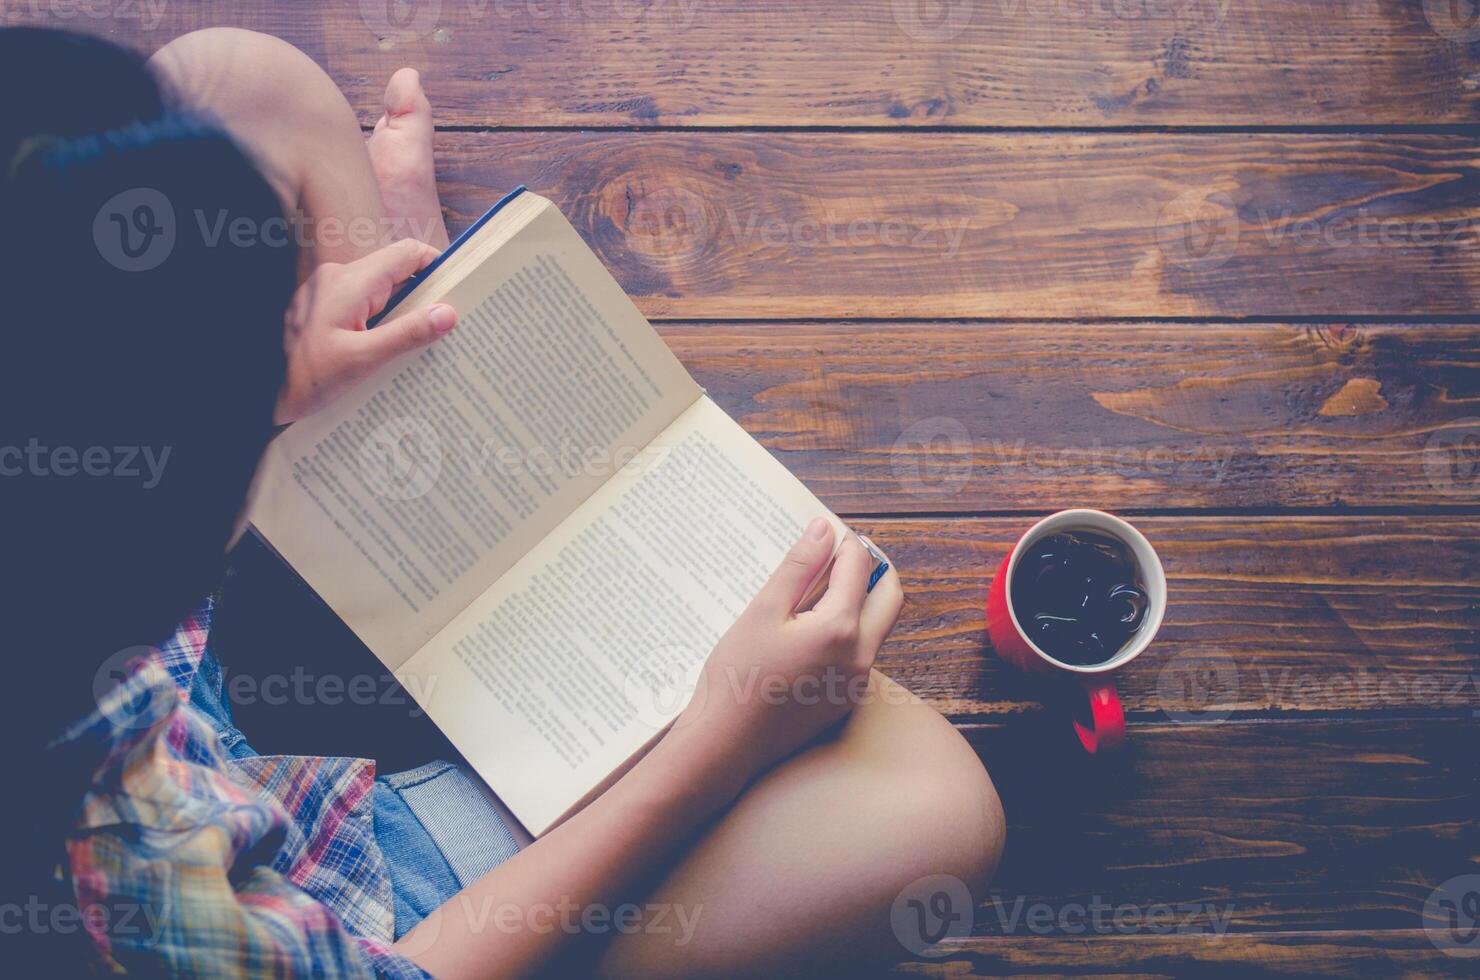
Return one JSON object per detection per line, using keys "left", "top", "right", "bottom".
{"left": 756, "top": 517, "right": 836, "bottom": 616}
{"left": 358, "top": 303, "right": 457, "bottom": 366}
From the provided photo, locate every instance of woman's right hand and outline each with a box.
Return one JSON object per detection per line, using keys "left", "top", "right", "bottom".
{"left": 276, "top": 239, "right": 457, "bottom": 424}
{"left": 677, "top": 517, "right": 904, "bottom": 777}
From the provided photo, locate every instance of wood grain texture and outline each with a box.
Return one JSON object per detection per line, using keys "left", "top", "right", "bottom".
{"left": 434, "top": 131, "right": 1480, "bottom": 318}
{"left": 891, "top": 930, "right": 1480, "bottom": 977}
{"left": 957, "top": 717, "right": 1478, "bottom": 937}
{"left": 850, "top": 516, "right": 1479, "bottom": 720}
{"left": 660, "top": 322, "right": 1480, "bottom": 512}
{"left": 21, "top": 1, "right": 1480, "bottom": 126}
{"left": 213, "top": 540, "right": 1478, "bottom": 941}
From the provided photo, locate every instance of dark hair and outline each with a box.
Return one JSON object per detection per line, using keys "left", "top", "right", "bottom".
{"left": 0, "top": 28, "right": 297, "bottom": 965}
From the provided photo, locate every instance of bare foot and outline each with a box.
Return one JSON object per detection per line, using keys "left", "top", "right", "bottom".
{"left": 367, "top": 68, "right": 451, "bottom": 250}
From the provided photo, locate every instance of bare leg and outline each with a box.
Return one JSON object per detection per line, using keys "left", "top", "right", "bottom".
{"left": 595, "top": 670, "right": 1005, "bottom": 978}
{"left": 147, "top": 28, "right": 448, "bottom": 275}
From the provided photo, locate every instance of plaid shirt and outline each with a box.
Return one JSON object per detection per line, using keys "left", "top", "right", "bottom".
{"left": 51, "top": 602, "right": 431, "bottom": 978}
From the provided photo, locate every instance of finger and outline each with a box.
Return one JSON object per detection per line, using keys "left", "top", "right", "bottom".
{"left": 349, "top": 238, "right": 442, "bottom": 313}
{"left": 356, "top": 303, "right": 457, "bottom": 366}
{"left": 858, "top": 564, "right": 904, "bottom": 654}
{"left": 811, "top": 534, "right": 871, "bottom": 620}
{"left": 755, "top": 517, "right": 836, "bottom": 616}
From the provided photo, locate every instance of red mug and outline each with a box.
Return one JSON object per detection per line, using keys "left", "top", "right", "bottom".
{"left": 985, "top": 509, "right": 1167, "bottom": 754}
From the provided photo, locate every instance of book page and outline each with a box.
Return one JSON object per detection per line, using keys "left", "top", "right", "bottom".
{"left": 249, "top": 200, "right": 700, "bottom": 668}
{"left": 397, "top": 397, "right": 846, "bottom": 836}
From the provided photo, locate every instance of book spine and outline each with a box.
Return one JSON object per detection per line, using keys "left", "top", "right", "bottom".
{"left": 367, "top": 185, "right": 528, "bottom": 328}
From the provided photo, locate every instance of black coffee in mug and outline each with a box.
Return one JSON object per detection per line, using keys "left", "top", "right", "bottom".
{"left": 1009, "top": 530, "right": 1149, "bottom": 667}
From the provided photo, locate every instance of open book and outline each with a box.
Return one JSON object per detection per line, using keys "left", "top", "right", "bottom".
{"left": 249, "top": 189, "right": 878, "bottom": 836}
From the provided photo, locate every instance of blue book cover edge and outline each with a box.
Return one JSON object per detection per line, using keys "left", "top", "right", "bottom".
{"left": 367, "top": 184, "right": 528, "bottom": 329}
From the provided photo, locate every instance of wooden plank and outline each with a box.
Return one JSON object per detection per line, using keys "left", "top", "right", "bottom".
{"left": 849, "top": 516, "right": 1480, "bottom": 720}
{"left": 222, "top": 514, "right": 1480, "bottom": 729}
{"left": 892, "top": 930, "right": 1480, "bottom": 977}
{"left": 435, "top": 131, "right": 1480, "bottom": 318}
{"left": 955, "top": 717, "right": 1479, "bottom": 937}
{"left": 23, "top": 1, "right": 1480, "bottom": 127}
{"left": 662, "top": 322, "right": 1480, "bottom": 513}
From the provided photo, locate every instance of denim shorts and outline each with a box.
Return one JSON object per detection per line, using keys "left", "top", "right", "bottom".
{"left": 188, "top": 642, "right": 521, "bottom": 938}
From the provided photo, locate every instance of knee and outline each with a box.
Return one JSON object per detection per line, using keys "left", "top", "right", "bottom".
{"left": 875, "top": 692, "right": 1005, "bottom": 897}
{"left": 153, "top": 27, "right": 316, "bottom": 75}
{"left": 838, "top": 673, "right": 1005, "bottom": 894}
{"left": 150, "top": 29, "right": 346, "bottom": 123}
{"left": 153, "top": 28, "right": 301, "bottom": 80}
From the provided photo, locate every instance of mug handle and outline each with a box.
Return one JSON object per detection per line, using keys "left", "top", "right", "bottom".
{"left": 1072, "top": 679, "right": 1126, "bottom": 754}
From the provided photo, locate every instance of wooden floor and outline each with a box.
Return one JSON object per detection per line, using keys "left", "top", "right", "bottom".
{"left": 50, "top": 2, "right": 1480, "bottom": 975}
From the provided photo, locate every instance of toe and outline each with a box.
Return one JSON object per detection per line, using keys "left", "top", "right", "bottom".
{"left": 383, "top": 67, "right": 430, "bottom": 121}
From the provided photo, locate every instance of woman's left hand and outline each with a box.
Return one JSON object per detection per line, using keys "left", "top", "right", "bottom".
{"left": 276, "top": 238, "right": 458, "bottom": 424}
